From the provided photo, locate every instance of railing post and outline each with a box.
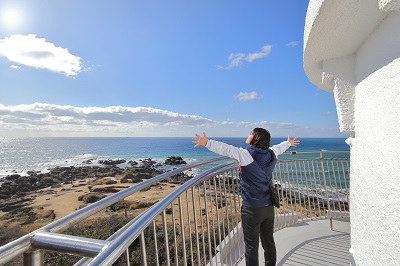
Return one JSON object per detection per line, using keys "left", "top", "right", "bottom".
{"left": 126, "top": 248, "right": 130, "bottom": 266}
{"left": 24, "top": 249, "right": 44, "bottom": 266}
{"left": 320, "top": 158, "right": 332, "bottom": 230}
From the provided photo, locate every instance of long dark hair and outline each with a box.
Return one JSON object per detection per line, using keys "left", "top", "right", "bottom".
{"left": 249, "top": 128, "right": 271, "bottom": 149}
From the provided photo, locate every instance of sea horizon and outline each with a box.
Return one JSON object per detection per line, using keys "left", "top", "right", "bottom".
{"left": 0, "top": 137, "right": 349, "bottom": 180}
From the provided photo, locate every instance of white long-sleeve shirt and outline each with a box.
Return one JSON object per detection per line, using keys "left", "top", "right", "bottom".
{"left": 205, "top": 139, "right": 291, "bottom": 207}
{"left": 205, "top": 139, "right": 291, "bottom": 166}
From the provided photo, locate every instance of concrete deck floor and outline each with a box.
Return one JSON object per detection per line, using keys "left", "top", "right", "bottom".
{"left": 237, "top": 218, "right": 350, "bottom": 266}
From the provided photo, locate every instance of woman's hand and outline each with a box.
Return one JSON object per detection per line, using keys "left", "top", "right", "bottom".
{"left": 287, "top": 135, "right": 300, "bottom": 147}
{"left": 192, "top": 132, "right": 208, "bottom": 147}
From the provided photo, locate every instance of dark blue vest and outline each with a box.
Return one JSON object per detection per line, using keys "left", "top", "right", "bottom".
{"left": 239, "top": 146, "right": 277, "bottom": 207}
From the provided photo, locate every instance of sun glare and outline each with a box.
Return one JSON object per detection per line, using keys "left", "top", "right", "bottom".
{"left": 2, "top": 7, "right": 22, "bottom": 28}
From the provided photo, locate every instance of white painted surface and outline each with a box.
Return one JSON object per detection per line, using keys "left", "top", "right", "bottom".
{"left": 236, "top": 219, "right": 350, "bottom": 266}
{"left": 304, "top": 0, "right": 400, "bottom": 265}
{"left": 351, "top": 58, "right": 400, "bottom": 265}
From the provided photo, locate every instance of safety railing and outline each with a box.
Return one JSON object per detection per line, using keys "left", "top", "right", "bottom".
{"left": 0, "top": 151, "right": 349, "bottom": 266}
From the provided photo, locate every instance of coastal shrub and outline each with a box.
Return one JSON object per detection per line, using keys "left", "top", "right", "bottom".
{"left": 105, "top": 179, "right": 117, "bottom": 185}
{"left": 0, "top": 225, "right": 21, "bottom": 246}
{"left": 43, "top": 252, "right": 80, "bottom": 266}
{"left": 0, "top": 207, "right": 37, "bottom": 225}
{"left": 80, "top": 193, "right": 105, "bottom": 204}
{"left": 91, "top": 178, "right": 113, "bottom": 185}
{"left": 109, "top": 200, "right": 129, "bottom": 211}
{"left": 137, "top": 200, "right": 158, "bottom": 209}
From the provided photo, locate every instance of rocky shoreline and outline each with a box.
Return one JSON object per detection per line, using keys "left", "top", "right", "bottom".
{"left": 0, "top": 156, "right": 190, "bottom": 214}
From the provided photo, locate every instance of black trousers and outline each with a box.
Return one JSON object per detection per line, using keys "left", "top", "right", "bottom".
{"left": 241, "top": 204, "right": 276, "bottom": 266}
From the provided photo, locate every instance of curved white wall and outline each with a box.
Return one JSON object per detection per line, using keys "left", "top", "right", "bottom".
{"left": 357, "top": 12, "right": 400, "bottom": 81}
{"left": 304, "top": 1, "right": 400, "bottom": 265}
{"left": 351, "top": 58, "right": 400, "bottom": 265}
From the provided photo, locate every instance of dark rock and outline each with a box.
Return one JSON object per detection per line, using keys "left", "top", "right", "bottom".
{"left": 0, "top": 156, "right": 193, "bottom": 215}
{"left": 141, "top": 158, "right": 157, "bottom": 168}
{"left": 5, "top": 174, "right": 21, "bottom": 180}
{"left": 165, "top": 156, "right": 187, "bottom": 165}
{"left": 0, "top": 197, "right": 34, "bottom": 212}
{"left": 98, "top": 159, "right": 126, "bottom": 165}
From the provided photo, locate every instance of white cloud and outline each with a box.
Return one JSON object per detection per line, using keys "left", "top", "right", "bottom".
{"left": 10, "top": 65, "right": 21, "bottom": 69}
{"left": 245, "top": 45, "right": 272, "bottom": 62}
{"left": 221, "top": 120, "right": 298, "bottom": 129}
{"left": 234, "top": 91, "right": 258, "bottom": 101}
{"left": 0, "top": 103, "right": 216, "bottom": 136}
{"left": 219, "top": 44, "right": 272, "bottom": 69}
{"left": 226, "top": 53, "right": 246, "bottom": 68}
{"left": 0, "top": 34, "right": 81, "bottom": 76}
{"left": 0, "top": 102, "right": 344, "bottom": 137}
{"left": 287, "top": 41, "right": 299, "bottom": 47}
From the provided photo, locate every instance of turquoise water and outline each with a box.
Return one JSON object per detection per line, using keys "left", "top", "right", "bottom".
{"left": 0, "top": 137, "right": 349, "bottom": 179}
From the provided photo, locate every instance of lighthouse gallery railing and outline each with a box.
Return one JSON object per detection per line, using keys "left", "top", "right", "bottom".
{"left": 0, "top": 151, "right": 350, "bottom": 265}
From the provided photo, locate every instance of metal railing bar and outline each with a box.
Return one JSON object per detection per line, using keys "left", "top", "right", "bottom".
{"left": 139, "top": 231, "right": 147, "bottom": 266}
{"left": 227, "top": 171, "right": 237, "bottom": 263}
{"left": 312, "top": 160, "right": 323, "bottom": 219}
{"left": 161, "top": 209, "right": 170, "bottom": 266}
{"left": 320, "top": 159, "right": 332, "bottom": 228}
{"left": 76, "top": 161, "right": 238, "bottom": 266}
{"left": 203, "top": 180, "right": 213, "bottom": 264}
{"left": 302, "top": 160, "right": 312, "bottom": 220}
{"left": 219, "top": 174, "right": 228, "bottom": 265}
{"left": 208, "top": 178, "right": 218, "bottom": 265}
{"left": 197, "top": 185, "right": 206, "bottom": 266}
{"left": 223, "top": 174, "right": 231, "bottom": 264}
{"left": 0, "top": 157, "right": 231, "bottom": 265}
{"left": 152, "top": 220, "right": 160, "bottom": 266}
{"left": 293, "top": 161, "right": 303, "bottom": 222}
{"left": 213, "top": 175, "right": 223, "bottom": 265}
{"left": 74, "top": 207, "right": 149, "bottom": 265}
{"left": 282, "top": 150, "right": 349, "bottom": 156}
{"left": 335, "top": 160, "right": 344, "bottom": 217}
{"left": 343, "top": 160, "right": 350, "bottom": 208}
{"left": 0, "top": 234, "right": 32, "bottom": 264}
{"left": 223, "top": 172, "right": 234, "bottom": 266}
{"left": 192, "top": 186, "right": 201, "bottom": 265}
{"left": 0, "top": 151, "right": 350, "bottom": 266}
{"left": 178, "top": 195, "right": 187, "bottom": 266}
{"left": 31, "top": 232, "right": 109, "bottom": 258}
{"left": 232, "top": 169, "right": 242, "bottom": 256}
{"left": 171, "top": 202, "right": 179, "bottom": 266}
{"left": 287, "top": 161, "right": 295, "bottom": 222}
{"left": 331, "top": 160, "right": 340, "bottom": 214}
{"left": 23, "top": 249, "right": 43, "bottom": 266}
{"left": 126, "top": 248, "right": 130, "bottom": 266}
{"left": 307, "top": 162, "right": 321, "bottom": 219}
{"left": 45, "top": 156, "right": 230, "bottom": 233}
{"left": 85, "top": 160, "right": 237, "bottom": 266}
{"left": 185, "top": 189, "right": 194, "bottom": 266}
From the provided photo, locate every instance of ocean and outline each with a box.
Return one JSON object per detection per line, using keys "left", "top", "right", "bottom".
{"left": 0, "top": 137, "right": 349, "bottom": 180}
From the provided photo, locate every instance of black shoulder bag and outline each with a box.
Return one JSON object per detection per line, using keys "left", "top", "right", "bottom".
{"left": 269, "top": 180, "right": 280, "bottom": 208}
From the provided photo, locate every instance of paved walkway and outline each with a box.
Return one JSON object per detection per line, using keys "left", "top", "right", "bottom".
{"left": 237, "top": 219, "right": 350, "bottom": 266}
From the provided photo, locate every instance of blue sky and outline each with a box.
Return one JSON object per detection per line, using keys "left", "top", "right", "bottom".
{"left": 0, "top": 0, "right": 342, "bottom": 138}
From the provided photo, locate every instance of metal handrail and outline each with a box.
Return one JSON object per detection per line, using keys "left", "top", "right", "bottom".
{"left": 86, "top": 160, "right": 238, "bottom": 266}
{"left": 0, "top": 156, "right": 231, "bottom": 265}
{"left": 0, "top": 150, "right": 350, "bottom": 266}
